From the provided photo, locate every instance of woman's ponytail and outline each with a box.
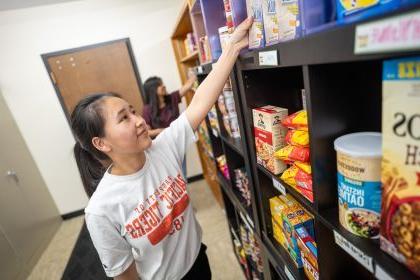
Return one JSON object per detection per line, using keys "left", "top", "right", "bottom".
{"left": 73, "top": 142, "right": 105, "bottom": 197}
{"left": 71, "top": 93, "right": 119, "bottom": 197}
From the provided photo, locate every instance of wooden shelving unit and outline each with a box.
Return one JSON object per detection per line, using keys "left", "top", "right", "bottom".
{"left": 171, "top": 0, "right": 223, "bottom": 206}
{"left": 174, "top": 0, "right": 420, "bottom": 279}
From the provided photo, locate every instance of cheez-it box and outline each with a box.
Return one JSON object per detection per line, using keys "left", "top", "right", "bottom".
{"left": 253, "top": 105, "right": 288, "bottom": 174}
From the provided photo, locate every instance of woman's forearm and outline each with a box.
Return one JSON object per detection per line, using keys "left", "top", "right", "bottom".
{"left": 185, "top": 43, "right": 239, "bottom": 130}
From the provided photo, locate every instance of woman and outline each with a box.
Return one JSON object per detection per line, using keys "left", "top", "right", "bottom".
{"left": 71, "top": 17, "right": 252, "bottom": 280}
{"left": 143, "top": 75, "right": 197, "bottom": 138}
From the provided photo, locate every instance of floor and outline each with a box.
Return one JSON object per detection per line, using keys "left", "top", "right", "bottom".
{"left": 27, "top": 179, "right": 245, "bottom": 280}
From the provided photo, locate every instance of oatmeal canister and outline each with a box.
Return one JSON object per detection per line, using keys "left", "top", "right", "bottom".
{"left": 334, "top": 132, "right": 382, "bottom": 238}
{"left": 380, "top": 57, "right": 420, "bottom": 277}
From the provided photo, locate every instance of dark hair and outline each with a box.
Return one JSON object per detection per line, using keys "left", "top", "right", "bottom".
{"left": 143, "top": 76, "right": 164, "bottom": 128}
{"left": 71, "top": 92, "right": 119, "bottom": 197}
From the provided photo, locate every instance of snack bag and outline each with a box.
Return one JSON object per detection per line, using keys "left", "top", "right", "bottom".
{"left": 286, "top": 129, "right": 310, "bottom": 147}
{"left": 275, "top": 145, "right": 310, "bottom": 163}
{"left": 294, "top": 161, "right": 311, "bottom": 174}
{"left": 282, "top": 110, "right": 308, "bottom": 131}
{"left": 280, "top": 166, "right": 299, "bottom": 187}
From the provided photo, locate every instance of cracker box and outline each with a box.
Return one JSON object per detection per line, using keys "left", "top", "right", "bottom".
{"left": 270, "top": 195, "right": 295, "bottom": 249}
{"left": 246, "top": 0, "right": 265, "bottom": 49}
{"left": 253, "top": 105, "right": 288, "bottom": 174}
{"left": 296, "top": 227, "right": 319, "bottom": 280}
{"left": 262, "top": 0, "right": 280, "bottom": 46}
{"left": 380, "top": 56, "right": 420, "bottom": 277}
{"left": 281, "top": 197, "right": 314, "bottom": 268}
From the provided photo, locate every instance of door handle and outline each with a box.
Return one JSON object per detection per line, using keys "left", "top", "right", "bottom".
{"left": 6, "top": 170, "right": 19, "bottom": 184}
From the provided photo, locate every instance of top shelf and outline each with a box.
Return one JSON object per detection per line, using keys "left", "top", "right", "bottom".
{"left": 238, "top": 5, "right": 420, "bottom": 70}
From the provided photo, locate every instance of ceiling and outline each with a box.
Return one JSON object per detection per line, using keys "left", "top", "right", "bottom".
{"left": 0, "top": 0, "right": 81, "bottom": 11}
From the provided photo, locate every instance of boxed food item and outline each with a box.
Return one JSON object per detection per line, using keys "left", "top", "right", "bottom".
{"left": 336, "top": 0, "right": 400, "bottom": 23}
{"left": 246, "top": 0, "right": 265, "bottom": 49}
{"left": 281, "top": 198, "right": 314, "bottom": 268}
{"left": 296, "top": 227, "right": 319, "bottom": 280}
{"left": 380, "top": 56, "right": 420, "bottom": 276}
{"left": 218, "top": 26, "right": 231, "bottom": 52}
{"left": 224, "top": 0, "right": 248, "bottom": 33}
{"left": 278, "top": 0, "right": 301, "bottom": 41}
{"left": 253, "top": 106, "right": 288, "bottom": 174}
{"left": 270, "top": 196, "right": 289, "bottom": 249}
{"left": 262, "top": 0, "right": 280, "bottom": 45}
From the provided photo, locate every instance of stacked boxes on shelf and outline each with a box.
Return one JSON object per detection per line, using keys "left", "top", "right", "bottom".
{"left": 234, "top": 168, "right": 251, "bottom": 207}
{"left": 184, "top": 32, "right": 197, "bottom": 56}
{"left": 218, "top": 78, "right": 241, "bottom": 139}
{"left": 269, "top": 194, "right": 318, "bottom": 278}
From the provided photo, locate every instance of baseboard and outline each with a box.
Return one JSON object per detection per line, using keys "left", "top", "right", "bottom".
{"left": 187, "top": 174, "right": 204, "bottom": 183}
{"left": 61, "top": 209, "right": 85, "bottom": 220}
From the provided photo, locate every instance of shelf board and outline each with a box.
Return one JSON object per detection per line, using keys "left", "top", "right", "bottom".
{"left": 217, "top": 171, "right": 255, "bottom": 231}
{"left": 220, "top": 134, "right": 243, "bottom": 156}
{"left": 238, "top": 5, "right": 420, "bottom": 70}
{"left": 257, "top": 165, "right": 315, "bottom": 214}
{"left": 180, "top": 50, "right": 199, "bottom": 63}
{"left": 318, "top": 207, "right": 419, "bottom": 280}
{"left": 262, "top": 232, "right": 306, "bottom": 280}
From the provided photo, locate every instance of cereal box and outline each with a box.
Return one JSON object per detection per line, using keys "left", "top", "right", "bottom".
{"left": 246, "top": 0, "right": 265, "bottom": 49}
{"left": 380, "top": 56, "right": 420, "bottom": 277}
{"left": 253, "top": 105, "right": 288, "bottom": 174}
{"left": 262, "top": 0, "right": 280, "bottom": 45}
{"left": 270, "top": 195, "right": 294, "bottom": 249}
{"left": 296, "top": 227, "right": 319, "bottom": 280}
{"left": 278, "top": 0, "right": 301, "bottom": 41}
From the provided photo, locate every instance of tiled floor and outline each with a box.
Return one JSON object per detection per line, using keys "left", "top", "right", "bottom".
{"left": 28, "top": 179, "right": 245, "bottom": 280}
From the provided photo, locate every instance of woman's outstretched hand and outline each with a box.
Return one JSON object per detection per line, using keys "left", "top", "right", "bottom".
{"left": 229, "top": 16, "right": 253, "bottom": 53}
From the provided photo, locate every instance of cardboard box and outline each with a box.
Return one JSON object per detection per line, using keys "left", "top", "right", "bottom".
{"left": 262, "top": 0, "right": 280, "bottom": 45}
{"left": 281, "top": 197, "right": 314, "bottom": 268}
{"left": 296, "top": 227, "right": 319, "bottom": 280}
{"left": 253, "top": 105, "right": 288, "bottom": 174}
{"left": 246, "top": 0, "right": 265, "bottom": 49}
{"left": 380, "top": 56, "right": 420, "bottom": 277}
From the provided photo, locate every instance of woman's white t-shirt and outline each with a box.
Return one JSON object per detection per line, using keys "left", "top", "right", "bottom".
{"left": 84, "top": 113, "right": 202, "bottom": 280}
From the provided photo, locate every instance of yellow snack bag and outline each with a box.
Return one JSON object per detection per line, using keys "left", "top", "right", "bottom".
{"left": 280, "top": 166, "right": 298, "bottom": 187}
{"left": 286, "top": 129, "right": 310, "bottom": 147}
{"left": 282, "top": 110, "right": 308, "bottom": 131}
{"left": 294, "top": 161, "right": 312, "bottom": 175}
{"left": 274, "top": 145, "right": 310, "bottom": 163}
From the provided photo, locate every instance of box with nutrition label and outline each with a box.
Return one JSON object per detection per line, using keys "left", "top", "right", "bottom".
{"left": 380, "top": 56, "right": 420, "bottom": 277}
{"left": 253, "top": 106, "right": 288, "bottom": 174}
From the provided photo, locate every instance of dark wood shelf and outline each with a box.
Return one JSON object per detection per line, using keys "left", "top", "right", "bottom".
{"left": 238, "top": 4, "right": 420, "bottom": 70}
{"left": 257, "top": 164, "right": 315, "bottom": 214}
{"left": 262, "top": 232, "right": 306, "bottom": 280}
{"left": 219, "top": 133, "right": 243, "bottom": 156}
{"left": 217, "top": 171, "right": 255, "bottom": 231}
{"left": 318, "top": 207, "right": 419, "bottom": 280}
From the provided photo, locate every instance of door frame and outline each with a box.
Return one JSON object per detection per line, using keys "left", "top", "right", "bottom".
{"left": 41, "top": 38, "right": 145, "bottom": 123}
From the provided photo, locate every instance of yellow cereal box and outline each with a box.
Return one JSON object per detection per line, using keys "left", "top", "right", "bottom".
{"left": 380, "top": 57, "right": 420, "bottom": 277}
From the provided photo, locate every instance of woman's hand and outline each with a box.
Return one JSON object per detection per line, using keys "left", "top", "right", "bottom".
{"left": 179, "top": 75, "right": 197, "bottom": 97}
{"left": 228, "top": 16, "right": 253, "bottom": 53}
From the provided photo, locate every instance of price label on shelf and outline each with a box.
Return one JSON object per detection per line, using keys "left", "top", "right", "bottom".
{"left": 258, "top": 50, "right": 278, "bottom": 66}
{"left": 246, "top": 215, "right": 254, "bottom": 229}
{"left": 272, "top": 177, "right": 286, "bottom": 195}
{"left": 355, "top": 10, "right": 420, "bottom": 54}
{"left": 284, "top": 265, "right": 295, "bottom": 280}
{"left": 375, "top": 264, "right": 394, "bottom": 280}
{"left": 334, "top": 231, "right": 374, "bottom": 273}
{"left": 197, "top": 66, "right": 203, "bottom": 74}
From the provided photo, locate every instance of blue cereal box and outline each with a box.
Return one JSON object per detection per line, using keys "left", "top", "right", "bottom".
{"left": 336, "top": 0, "right": 401, "bottom": 23}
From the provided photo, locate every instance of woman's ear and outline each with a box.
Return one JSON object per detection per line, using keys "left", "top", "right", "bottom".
{"left": 92, "top": 137, "right": 111, "bottom": 153}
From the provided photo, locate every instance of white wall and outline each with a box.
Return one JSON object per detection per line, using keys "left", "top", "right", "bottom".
{"left": 0, "top": 0, "right": 202, "bottom": 215}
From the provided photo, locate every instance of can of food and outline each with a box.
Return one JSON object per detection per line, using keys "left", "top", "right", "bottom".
{"left": 334, "top": 132, "right": 382, "bottom": 239}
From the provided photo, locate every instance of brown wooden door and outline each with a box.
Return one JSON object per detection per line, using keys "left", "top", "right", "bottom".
{"left": 44, "top": 39, "right": 143, "bottom": 117}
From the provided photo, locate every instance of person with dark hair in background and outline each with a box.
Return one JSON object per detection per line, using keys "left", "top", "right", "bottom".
{"left": 142, "top": 75, "right": 196, "bottom": 139}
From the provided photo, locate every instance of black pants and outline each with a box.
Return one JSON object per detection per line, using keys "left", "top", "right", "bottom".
{"left": 182, "top": 243, "right": 212, "bottom": 280}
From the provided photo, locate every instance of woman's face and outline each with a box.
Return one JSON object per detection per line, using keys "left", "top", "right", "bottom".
{"left": 156, "top": 82, "right": 167, "bottom": 97}
{"left": 98, "top": 97, "right": 152, "bottom": 156}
